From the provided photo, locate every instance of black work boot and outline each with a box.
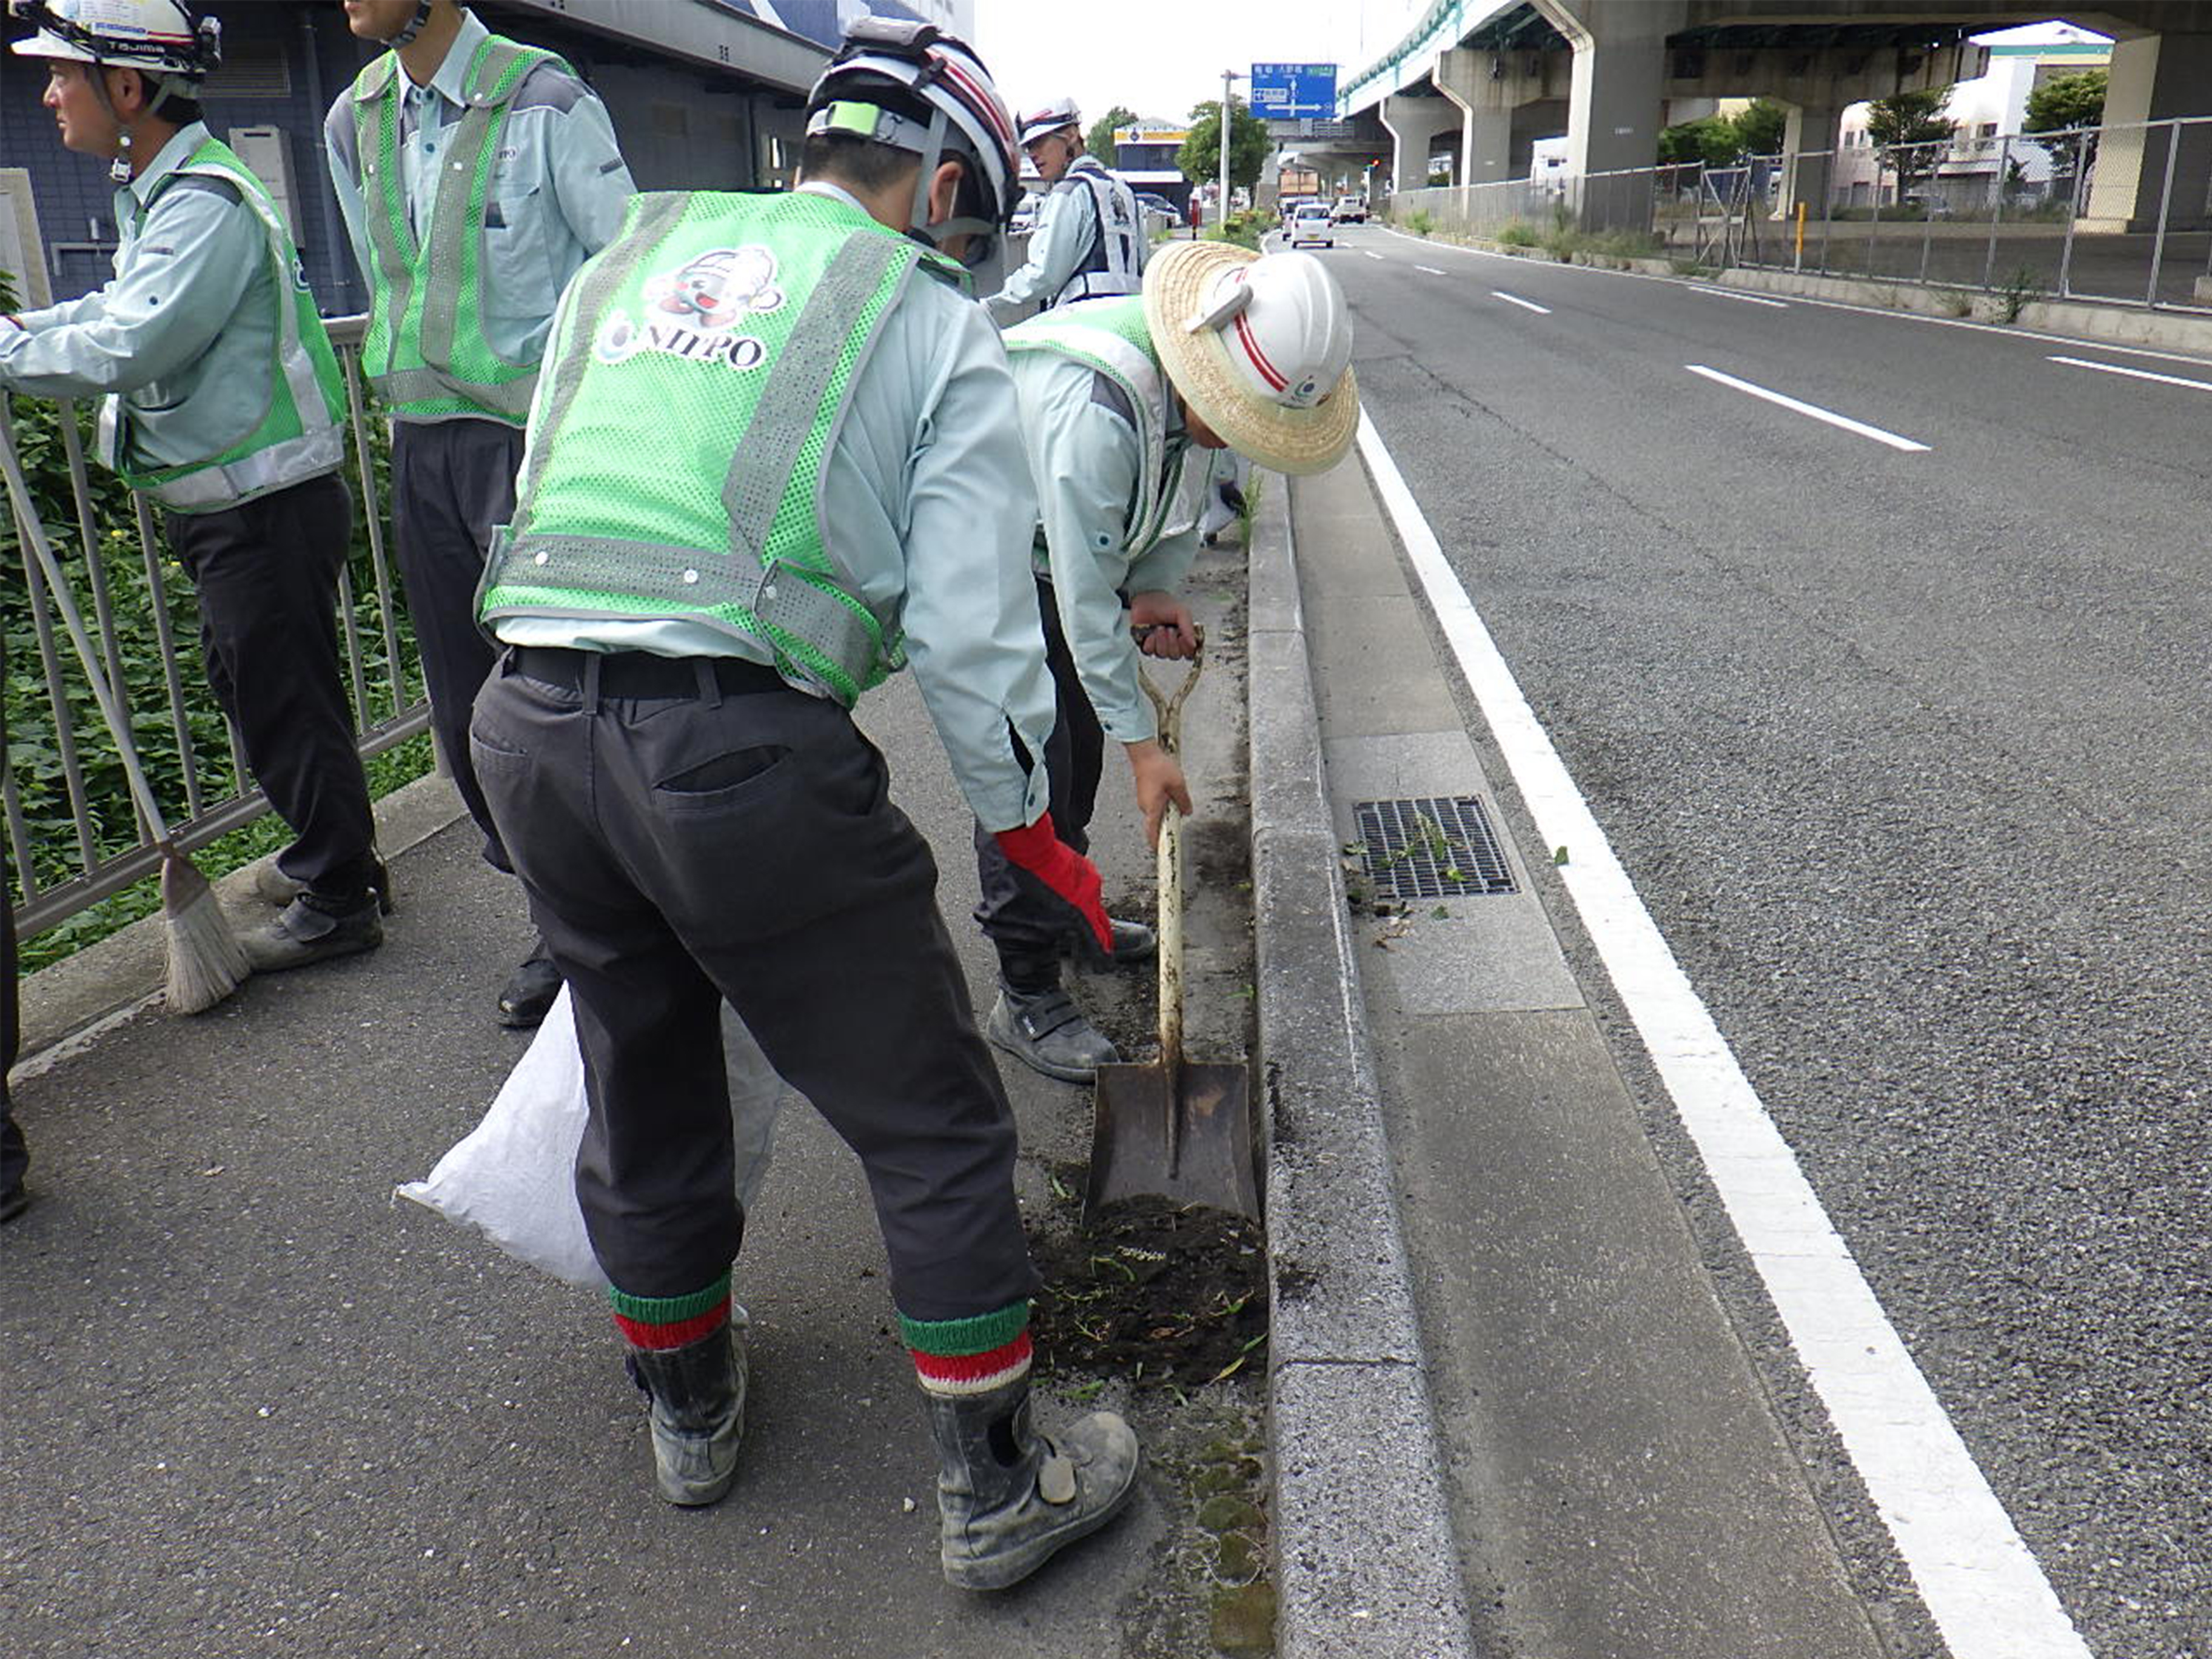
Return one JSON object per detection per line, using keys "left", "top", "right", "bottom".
{"left": 240, "top": 889, "right": 384, "bottom": 971}
{"left": 985, "top": 980, "right": 1119, "bottom": 1084}
{"left": 497, "top": 942, "right": 562, "bottom": 1029}
{"left": 625, "top": 1312, "right": 748, "bottom": 1507}
{"left": 1065, "top": 916, "right": 1158, "bottom": 970}
{"left": 925, "top": 1376, "right": 1140, "bottom": 1590}
{"left": 255, "top": 853, "right": 394, "bottom": 914}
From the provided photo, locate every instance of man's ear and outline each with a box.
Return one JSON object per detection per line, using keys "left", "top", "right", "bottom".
{"left": 926, "top": 159, "right": 965, "bottom": 226}
{"left": 106, "top": 65, "right": 148, "bottom": 119}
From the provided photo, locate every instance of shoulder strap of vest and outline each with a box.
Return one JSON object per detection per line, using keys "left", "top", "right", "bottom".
{"left": 1007, "top": 305, "right": 1172, "bottom": 542}
{"left": 463, "top": 35, "right": 566, "bottom": 107}
{"left": 350, "top": 51, "right": 398, "bottom": 104}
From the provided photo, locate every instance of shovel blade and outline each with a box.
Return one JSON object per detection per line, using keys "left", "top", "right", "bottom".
{"left": 1086, "top": 1060, "right": 1259, "bottom": 1223}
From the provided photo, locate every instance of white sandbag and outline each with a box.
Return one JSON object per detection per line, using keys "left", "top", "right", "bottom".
{"left": 396, "top": 985, "right": 787, "bottom": 1289}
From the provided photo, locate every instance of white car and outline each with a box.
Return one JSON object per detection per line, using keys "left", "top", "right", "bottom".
{"left": 1286, "top": 203, "right": 1335, "bottom": 249}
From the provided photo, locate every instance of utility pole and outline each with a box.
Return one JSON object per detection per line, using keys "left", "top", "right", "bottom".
{"left": 1219, "top": 67, "right": 1242, "bottom": 235}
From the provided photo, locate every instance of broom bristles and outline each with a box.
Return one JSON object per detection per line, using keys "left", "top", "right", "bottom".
{"left": 159, "top": 848, "right": 250, "bottom": 1014}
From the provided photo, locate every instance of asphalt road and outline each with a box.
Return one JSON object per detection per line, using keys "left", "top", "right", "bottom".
{"left": 1315, "top": 221, "right": 2212, "bottom": 1659}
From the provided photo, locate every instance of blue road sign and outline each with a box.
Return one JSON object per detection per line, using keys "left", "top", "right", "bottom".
{"left": 1250, "top": 62, "right": 1338, "bottom": 121}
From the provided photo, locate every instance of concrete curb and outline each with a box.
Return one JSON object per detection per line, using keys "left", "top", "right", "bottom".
{"left": 18, "top": 769, "right": 469, "bottom": 1068}
{"left": 1248, "top": 473, "right": 1480, "bottom": 1657}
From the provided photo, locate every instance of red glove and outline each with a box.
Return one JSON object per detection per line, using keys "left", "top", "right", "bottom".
{"left": 994, "top": 812, "right": 1112, "bottom": 957}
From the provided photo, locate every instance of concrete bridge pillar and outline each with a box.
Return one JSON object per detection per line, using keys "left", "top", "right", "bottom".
{"left": 1777, "top": 102, "right": 1844, "bottom": 221}
{"left": 2079, "top": 32, "right": 2212, "bottom": 232}
{"left": 1535, "top": 0, "right": 1687, "bottom": 192}
{"left": 1434, "top": 44, "right": 1572, "bottom": 187}
{"left": 1381, "top": 92, "right": 1461, "bottom": 194}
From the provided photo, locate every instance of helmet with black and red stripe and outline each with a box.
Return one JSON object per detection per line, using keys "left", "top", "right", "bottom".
{"left": 804, "top": 16, "right": 1019, "bottom": 269}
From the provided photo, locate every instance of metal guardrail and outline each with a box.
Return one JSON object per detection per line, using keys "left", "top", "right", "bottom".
{"left": 1384, "top": 114, "right": 2212, "bottom": 315}
{"left": 1, "top": 315, "right": 430, "bottom": 941}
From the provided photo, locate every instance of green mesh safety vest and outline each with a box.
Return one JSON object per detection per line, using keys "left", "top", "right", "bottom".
{"left": 350, "top": 35, "right": 561, "bottom": 423}
{"left": 478, "top": 190, "right": 957, "bottom": 706}
{"left": 112, "top": 137, "right": 346, "bottom": 512}
{"left": 1004, "top": 297, "right": 1183, "bottom": 567}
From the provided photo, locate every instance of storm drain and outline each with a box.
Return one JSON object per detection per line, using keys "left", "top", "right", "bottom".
{"left": 1353, "top": 796, "right": 1517, "bottom": 900}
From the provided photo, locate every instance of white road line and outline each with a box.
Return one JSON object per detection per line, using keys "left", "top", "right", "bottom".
{"left": 1363, "top": 250, "right": 1384, "bottom": 260}
{"left": 1374, "top": 221, "right": 2212, "bottom": 370}
{"left": 1353, "top": 411, "right": 2093, "bottom": 1659}
{"left": 1686, "top": 363, "right": 1930, "bottom": 451}
{"left": 1695, "top": 287, "right": 1789, "bottom": 308}
{"left": 1491, "top": 290, "right": 1552, "bottom": 314}
{"left": 1416, "top": 264, "right": 1447, "bottom": 275}
{"left": 2048, "top": 353, "right": 2212, "bottom": 393}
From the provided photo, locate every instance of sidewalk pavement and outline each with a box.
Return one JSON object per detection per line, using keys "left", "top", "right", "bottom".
{"left": 0, "top": 534, "right": 1261, "bottom": 1659}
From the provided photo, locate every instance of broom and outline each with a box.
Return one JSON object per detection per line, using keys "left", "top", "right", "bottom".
{"left": 0, "top": 404, "right": 250, "bottom": 1013}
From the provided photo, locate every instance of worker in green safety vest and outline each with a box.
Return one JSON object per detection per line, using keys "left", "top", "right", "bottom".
{"left": 974, "top": 245, "right": 1360, "bottom": 1084}
{"left": 2, "top": 0, "right": 388, "bottom": 972}
{"left": 324, "top": 0, "right": 634, "bottom": 1028}
{"left": 466, "top": 16, "right": 1141, "bottom": 1593}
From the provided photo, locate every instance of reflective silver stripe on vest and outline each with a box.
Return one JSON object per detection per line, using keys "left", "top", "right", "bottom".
{"left": 1050, "top": 162, "right": 1145, "bottom": 309}
{"left": 374, "top": 366, "right": 535, "bottom": 420}
{"left": 147, "top": 427, "right": 345, "bottom": 511}
{"left": 417, "top": 39, "right": 540, "bottom": 380}
{"left": 722, "top": 230, "right": 911, "bottom": 605}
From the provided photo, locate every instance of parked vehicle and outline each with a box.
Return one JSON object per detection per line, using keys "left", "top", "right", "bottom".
{"left": 1332, "top": 195, "right": 1368, "bottom": 224}
{"left": 1286, "top": 201, "right": 1336, "bottom": 249}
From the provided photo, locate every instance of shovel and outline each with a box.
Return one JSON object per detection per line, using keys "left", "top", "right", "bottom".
{"left": 1085, "top": 645, "right": 1261, "bottom": 1223}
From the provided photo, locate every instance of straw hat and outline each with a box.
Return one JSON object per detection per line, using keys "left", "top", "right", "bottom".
{"left": 1142, "top": 240, "right": 1358, "bottom": 476}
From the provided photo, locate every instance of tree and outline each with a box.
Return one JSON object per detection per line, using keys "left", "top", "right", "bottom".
{"left": 1178, "top": 96, "right": 1270, "bottom": 196}
{"left": 1865, "top": 87, "right": 1956, "bottom": 196}
{"left": 1730, "top": 99, "right": 1789, "bottom": 158}
{"left": 1657, "top": 115, "right": 1740, "bottom": 169}
{"left": 1085, "top": 104, "right": 1137, "bottom": 168}
{"left": 2023, "top": 69, "right": 2106, "bottom": 195}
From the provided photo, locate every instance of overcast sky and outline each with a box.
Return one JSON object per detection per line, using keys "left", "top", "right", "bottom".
{"left": 968, "top": 0, "right": 1427, "bottom": 130}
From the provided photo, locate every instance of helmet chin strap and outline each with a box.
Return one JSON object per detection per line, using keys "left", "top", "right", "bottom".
{"left": 380, "top": 0, "right": 434, "bottom": 47}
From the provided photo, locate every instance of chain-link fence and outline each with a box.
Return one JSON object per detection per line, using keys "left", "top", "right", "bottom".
{"left": 1382, "top": 113, "right": 2212, "bottom": 314}
{"left": 1, "top": 318, "right": 430, "bottom": 945}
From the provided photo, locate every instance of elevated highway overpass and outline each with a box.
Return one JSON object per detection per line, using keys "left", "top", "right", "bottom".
{"left": 1336, "top": 2, "right": 2212, "bottom": 232}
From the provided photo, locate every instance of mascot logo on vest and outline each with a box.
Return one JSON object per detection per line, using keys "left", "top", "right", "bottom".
{"left": 596, "top": 247, "right": 787, "bottom": 371}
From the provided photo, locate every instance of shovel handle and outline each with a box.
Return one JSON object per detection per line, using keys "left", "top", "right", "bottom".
{"left": 1137, "top": 644, "right": 1205, "bottom": 1171}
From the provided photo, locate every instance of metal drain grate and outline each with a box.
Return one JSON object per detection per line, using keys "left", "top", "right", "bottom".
{"left": 1353, "top": 796, "right": 1517, "bottom": 900}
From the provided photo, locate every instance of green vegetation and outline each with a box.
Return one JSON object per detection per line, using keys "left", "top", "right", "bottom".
{"left": 1865, "top": 88, "right": 1957, "bottom": 196}
{"left": 1085, "top": 104, "right": 1137, "bottom": 167}
{"left": 1657, "top": 97, "right": 1789, "bottom": 167}
{"left": 1204, "top": 209, "right": 1269, "bottom": 250}
{"left": 1403, "top": 207, "right": 1435, "bottom": 238}
{"left": 1495, "top": 220, "right": 1539, "bottom": 247}
{"left": 2023, "top": 69, "right": 2106, "bottom": 194}
{"left": 1178, "top": 96, "right": 1270, "bottom": 196}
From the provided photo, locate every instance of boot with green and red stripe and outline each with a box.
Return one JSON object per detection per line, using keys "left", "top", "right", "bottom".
{"left": 906, "top": 1299, "right": 1140, "bottom": 1590}
{"left": 612, "top": 1274, "right": 749, "bottom": 1507}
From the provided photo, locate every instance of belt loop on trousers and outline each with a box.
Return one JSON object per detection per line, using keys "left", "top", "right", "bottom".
{"left": 692, "top": 657, "right": 724, "bottom": 709}
{"left": 582, "top": 651, "right": 603, "bottom": 716}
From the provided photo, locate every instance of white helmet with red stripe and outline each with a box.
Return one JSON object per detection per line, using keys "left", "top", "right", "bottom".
{"left": 1145, "top": 243, "right": 1359, "bottom": 475}
{"left": 1016, "top": 95, "right": 1081, "bottom": 149}
{"left": 804, "top": 15, "right": 1020, "bottom": 269}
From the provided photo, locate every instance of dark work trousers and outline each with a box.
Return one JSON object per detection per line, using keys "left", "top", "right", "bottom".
{"left": 971, "top": 575, "right": 1106, "bottom": 974}
{"left": 389, "top": 418, "right": 523, "bottom": 870}
{"left": 164, "top": 473, "right": 378, "bottom": 897}
{"left": 2, "top": 630, "right": 26, "bottom": 1204}
{"left": 469, "top": 649, "right": 1037, "bottom": 1320}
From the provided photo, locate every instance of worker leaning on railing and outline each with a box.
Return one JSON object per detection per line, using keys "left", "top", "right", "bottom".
{"left": 0, "top": 0, "right": 388, "bottom": 974}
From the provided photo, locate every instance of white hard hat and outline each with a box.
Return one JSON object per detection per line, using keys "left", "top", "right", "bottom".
{"left": 1016, "top": 96, "right": 1081, "bottom": 148}
{"left": 7, "top": 0, "right": 220, "bottom": 77}
{"left": 1144, "top": 242, "right": 1358, "bottom": 475}
{"left": 805, "top": 15, "right": 1020, "bottom": 267}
